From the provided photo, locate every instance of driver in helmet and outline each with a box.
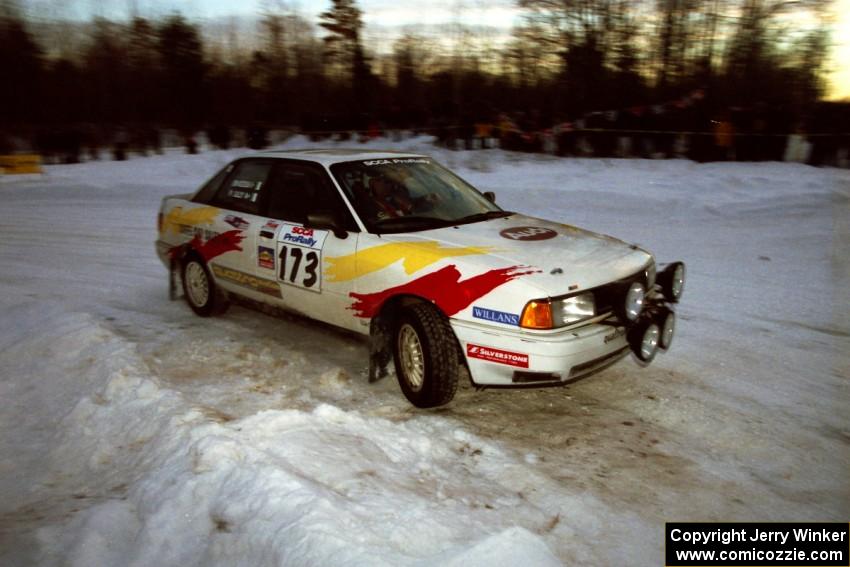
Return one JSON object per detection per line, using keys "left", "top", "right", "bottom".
{"left": 370, "top": 173, "right": 414, "bottom": 219}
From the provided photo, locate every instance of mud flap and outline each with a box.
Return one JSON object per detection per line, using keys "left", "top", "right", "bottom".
{"left": 168, "top": 258, "right": 182, "bottom": 300}
{"left": 368, "top": 316, "right": 392, "bottom": 383}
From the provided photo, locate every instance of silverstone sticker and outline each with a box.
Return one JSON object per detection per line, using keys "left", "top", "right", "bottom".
{"left": 224, "top": 215, "right": 250, "bottom": 230}
{"left": 279, "top": 224, "right": 328, "bottom": 249}
{"left": 499, "top": 226, "right": 558, "bottom": 241}
{"left": 258, "top": 246, "right": 275, "bottom": 270}
{"left": 466, "top": 344, "right": 529, "bottom": 368}
{"left": 472, "top": 306, "right": 520, "bottom": 326}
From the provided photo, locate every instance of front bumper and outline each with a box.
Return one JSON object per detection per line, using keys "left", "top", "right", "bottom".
{"left": 452, "top": 317, "right": 632, "bottom": 387}
{"left": 453, "top": 260, "right": 684, "bottom": 387}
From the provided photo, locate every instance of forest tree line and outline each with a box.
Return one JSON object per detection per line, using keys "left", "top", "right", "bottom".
{"left": 0, "top": 0, "right": 844, "bottom": 152}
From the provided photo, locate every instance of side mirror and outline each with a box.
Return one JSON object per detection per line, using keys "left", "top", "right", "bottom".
{"left": 306, "top": 211, "right": 348, "bottom": 239}
{"left": 484, "top": 191, "right": 496, "bottom": 203}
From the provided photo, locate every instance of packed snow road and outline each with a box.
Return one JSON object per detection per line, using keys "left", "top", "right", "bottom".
{"left": 1, "top": 137, "right": 848, "bottom": 566}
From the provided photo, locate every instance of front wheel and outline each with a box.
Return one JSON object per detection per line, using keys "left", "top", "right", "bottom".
{"left": 182, "top": 256, "right": 228, "bottom": 316}
{"left": 393, "top": 303, "right": 459, "bottom": 408}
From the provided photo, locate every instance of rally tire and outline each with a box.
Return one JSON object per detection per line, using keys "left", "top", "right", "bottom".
{"left": 181, "top": 255, "right": 228, "bottom": 317}
{"left": 392, "top": 303, "right": 459, "bottom": 408}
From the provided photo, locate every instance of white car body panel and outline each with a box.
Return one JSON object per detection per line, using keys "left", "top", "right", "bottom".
{"left": 156, "top": 150, "right": 658, "bottom": 388}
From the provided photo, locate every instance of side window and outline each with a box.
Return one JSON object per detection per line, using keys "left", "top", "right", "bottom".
{"left": 192, "top": 163, "right": 233, "bottom": 204}
{"left": 210, "top": 160, "right": 272, "bottom": 214}
{"left": 267, "top": 164, "right": 357, "bottom": 230}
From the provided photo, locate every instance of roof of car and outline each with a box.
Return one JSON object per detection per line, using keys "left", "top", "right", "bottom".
{"left": 250, "top": 148, "right": 428, "bottom": 165}
{"left": 256, "top": 148, "right": 429, "bottom": 166}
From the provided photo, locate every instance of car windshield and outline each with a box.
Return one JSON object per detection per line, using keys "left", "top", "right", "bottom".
{"left": 330, "top": 157, "right": 509, "bottom": 233}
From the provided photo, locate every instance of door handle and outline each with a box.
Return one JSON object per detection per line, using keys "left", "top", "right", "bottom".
{"left": 260, "top": 230, "right": 275, "bottom": 239}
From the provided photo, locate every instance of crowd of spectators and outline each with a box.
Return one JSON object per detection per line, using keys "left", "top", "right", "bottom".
{"left": 1, "top": 101, "right": 847, "bottom": 167}
{"left": 436, "top": 101, "right": 850, "bottom": 166}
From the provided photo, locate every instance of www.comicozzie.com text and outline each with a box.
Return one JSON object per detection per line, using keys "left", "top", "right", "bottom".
{"left": 670, "top": 527, "right": 848, "bottom": 546}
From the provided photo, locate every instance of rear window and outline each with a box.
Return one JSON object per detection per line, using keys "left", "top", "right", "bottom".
{"left": 211, "top": 160, "right": 273, "bottom": 214}
{"left": 192, "top": 163, "right": 233, "bottom": 204}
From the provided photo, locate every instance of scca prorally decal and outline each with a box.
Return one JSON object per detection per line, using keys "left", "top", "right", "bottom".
{"left": 499, "top": 226, "right": 558, "bottom": 241}
{"left": 348, "top": 264, "right": 538, "bottom": 318}
{"left": 279, "top": 224, "right": 328, "bottom": 249}
{"left": 224, "top": 215, "right": 250, "bottom": 230}
{"left": 258, "top": 246, "right": 275, "bottom": 270}
{"left": 211, "top": 265, "right": 281, "bottom": 298}
{"left": 162, "top": 206, "right": 219, "bottom": 235}
{"left": 466, "top": 344, "right": 529, "bottom": 368}
{"left": 472, "top": 306, "right": 520, "bottom": 326}
{"left": 325, "top": 241, "right": 492, "bottom": 282}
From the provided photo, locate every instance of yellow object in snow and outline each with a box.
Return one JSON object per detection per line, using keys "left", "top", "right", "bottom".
{"left": 0, "top": 154, "right": 42, "bottom": 174}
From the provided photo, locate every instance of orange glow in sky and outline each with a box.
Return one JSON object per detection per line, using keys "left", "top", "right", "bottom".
{"left": 827, "top": 0, "right": 850, "bottom": 100}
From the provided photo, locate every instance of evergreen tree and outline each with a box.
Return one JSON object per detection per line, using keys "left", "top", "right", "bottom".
{"left": 0, "top": 14, "right": 43, "bottom": 127}
{"left": 319, "top": 0, "right": 373, "bottom": 117}
{"left": 157, "top": 15, "right": 206, "bottom": 130}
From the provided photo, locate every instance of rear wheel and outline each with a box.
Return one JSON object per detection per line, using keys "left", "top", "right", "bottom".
{"left": 393, "top": 303, "right": 459, "bottom": 408}
{"left": 182, "top": 256, "right": 228, "bottom": 316}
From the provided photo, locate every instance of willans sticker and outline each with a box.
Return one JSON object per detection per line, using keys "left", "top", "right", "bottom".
{"left": 472, "top": 306, "right": 520, "bottom": 326}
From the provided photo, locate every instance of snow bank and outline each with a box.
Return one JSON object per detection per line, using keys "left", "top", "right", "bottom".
{"left": 2, "top": 135, "right": 847, "bottom": 566}
{"left": 0, "top": 301, "right": 563, "bottom": 566}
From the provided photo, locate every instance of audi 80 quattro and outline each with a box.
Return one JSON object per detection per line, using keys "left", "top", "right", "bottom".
{"left": 156, "top": 149, "right": 685, "bottom": 408}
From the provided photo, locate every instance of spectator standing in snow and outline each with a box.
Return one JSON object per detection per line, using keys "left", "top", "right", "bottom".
{"left": 713, "top": 113, "right": 734, "bottom": 161}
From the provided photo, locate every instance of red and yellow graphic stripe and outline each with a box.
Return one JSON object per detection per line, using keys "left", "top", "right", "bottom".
{"left": 349, "top": 264, "right": 538, "bottom": 318}
{"left": 162, "top": 206, "right": 219, "bottom": 235}
{"left": 325, "top": 241, "right": 492, "bottom": 282}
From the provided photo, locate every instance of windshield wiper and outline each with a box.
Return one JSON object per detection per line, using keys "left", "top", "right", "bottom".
{"left": 372, "top": 215, "right": 452, "bottom": 233}
{"left": 450, "top": 210, "right": 514, "bottom": 225}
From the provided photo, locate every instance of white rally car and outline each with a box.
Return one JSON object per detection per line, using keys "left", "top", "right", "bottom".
{"left": 156, "top": 150, "right": 685, "bottom": 408}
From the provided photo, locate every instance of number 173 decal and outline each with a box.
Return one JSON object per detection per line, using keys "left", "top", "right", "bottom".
{"left": 277, "top": 244, "right": 321, "bottom": 291}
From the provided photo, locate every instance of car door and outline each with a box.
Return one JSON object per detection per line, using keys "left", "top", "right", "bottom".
{"left": 256, "top": 160, "right": 362, "bottom": 333}
{"left": 203, "top": 159, "right": 278, "bottom": 299}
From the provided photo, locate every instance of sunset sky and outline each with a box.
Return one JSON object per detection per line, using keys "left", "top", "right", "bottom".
{"left": 21, "top": 0, "right": 850, "bottom": 100}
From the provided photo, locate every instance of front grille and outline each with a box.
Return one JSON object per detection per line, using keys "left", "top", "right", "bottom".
{"left": 568, "top": 345, "right": 630, "bottom": 379}
{"left": 512, "top": 371, "right": 562, "bottom": 384}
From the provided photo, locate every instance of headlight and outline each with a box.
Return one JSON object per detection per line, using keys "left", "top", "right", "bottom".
{"left": 552, "top": 293, "right": 595, "bottom": 325}
{"left": 658, "top": 262, "right": 686, "bottom": 303}
{"left": 521, "top": 292, "right": 595, "bottom": 329}
{"left": 656, "top": 307, "right": 675, "bottom": 350}
{"left": 623, "top": 281, "right": 646, "bottom": 322}
{"left": 628, "top": 319, "right": 660, "bottom": 362}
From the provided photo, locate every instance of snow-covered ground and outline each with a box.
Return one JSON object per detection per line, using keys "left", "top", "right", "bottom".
{"left": 1, "top": 136, "right": 848, "bottom": 566}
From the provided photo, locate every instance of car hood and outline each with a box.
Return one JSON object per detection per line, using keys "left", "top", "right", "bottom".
{"left": 381, "top": 213, "right": 652, "bottom": 297}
